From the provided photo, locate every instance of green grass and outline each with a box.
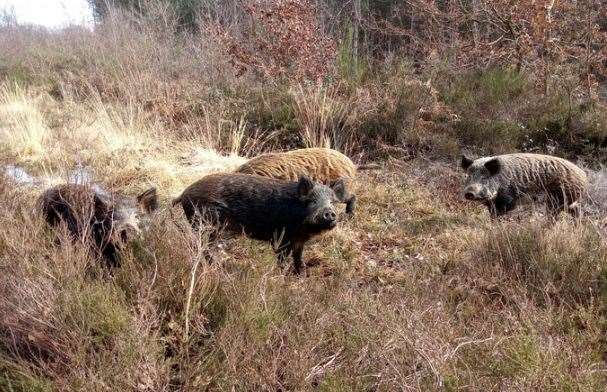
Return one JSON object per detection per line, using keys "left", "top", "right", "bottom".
{"left": 0, "top": 363, "right": 54, "bottom": 392}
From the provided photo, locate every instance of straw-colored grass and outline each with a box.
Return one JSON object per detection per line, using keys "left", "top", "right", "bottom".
{"left": 2, "top": 90, "right": 606, "bottom": 389}
{"left": 1, "top": 8, "right": 607, "bottom": 390}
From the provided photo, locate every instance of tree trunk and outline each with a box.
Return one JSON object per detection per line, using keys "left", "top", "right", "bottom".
{"left": 352, "top": 0, "right": 361, "bottom": 74}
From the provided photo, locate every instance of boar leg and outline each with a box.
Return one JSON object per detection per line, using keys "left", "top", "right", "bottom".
{"left": 487, "top": 191, "right": 517, "bottom": 218}
{"left": 345, "top": 194, "right": 356, "bottom": 216}
{"left": 91, "top": 221, "right": 121, "bottom": 268}
{"left": 274, "top": 241, "right": 305, "bottom": 275}
{"left": 567, "top": 202, "right": 581, "bottom": 218}
{"left": 46, "top": 203, "right": 83, "bottom": 240}
{"left": 275, "top": 246, "right": 291, "bottom": 270}
{"left": 291, "top": 242, "right": 305, "bottom": 275}
{"left": 101, "top": 243, "right": 121, "bottom": 268}
{"left": 183, "top": 201, "right": 224, "bottom": 232}
{"left": 181, "top": 202, "right": 224, "bottom": 263}
{"left": 181, "top": 199, "right": 200, "bottom": 230}
{"left": 202, "top": 230, "right": 220, "bottom": 264}
{"left": 546, "top": 189, "right": 570, "bottom": 218}
{"left": 275, "top": 241, "right": 294, "bottom": 266}
{"left": 486, "top": 202, "right": 499, "bottom": 219}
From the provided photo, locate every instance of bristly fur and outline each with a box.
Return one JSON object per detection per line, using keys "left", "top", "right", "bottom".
{"left": 174, "top": 173, "right": 344, "bottom": 274}
{"left": 461, "top": 153, "right": 588, "bottom": 218}
{"left": 38, "top": 184, "right": 158, "bottom": 268}
{"left": 236, "top": 148, "right": 357, "bottom": 181}
{"left": 235, "top": 148, "right": 357, "bottom": 214}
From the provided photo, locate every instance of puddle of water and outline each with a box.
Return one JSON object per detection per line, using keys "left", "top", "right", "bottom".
{"left": 4, "top": 164, "right": 37, "bottom": 185}
{"left": 68, "top": 166, "right": 114, "bottom": 198}
{"left": 67, "top": 165, "right": 94, "bottom": 184}
{"left": 3, "top": 164, "right": 108, "bottom": 196}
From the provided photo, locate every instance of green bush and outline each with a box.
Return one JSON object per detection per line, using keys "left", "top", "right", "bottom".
{"left": 439, "top": 67, "right": 607, "bottom": 158}
{"left": 442, "top": 68, "right": 528, "bottom": 111}
{"left": 0, "top": 363, "right": 54, "bottom": 392}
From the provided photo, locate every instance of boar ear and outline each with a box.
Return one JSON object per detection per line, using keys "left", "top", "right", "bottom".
{"left": 484, "top": 158, "right": 501, "bottom": 176}
{"left": 297, "top": 176, "right": 314, "bottom": 197}
{"left": 330, "top": 178, "right": 347, "bottom": 201}
{"left": 461, "top": 155, "right": 473, "bottom": 170}
{"left": 136, "top": 187, "right": 158, "bottom": 213}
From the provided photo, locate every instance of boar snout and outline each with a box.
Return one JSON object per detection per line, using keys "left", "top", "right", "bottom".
{"left": 321, "top": 207, "right": 337, "bottom": 226}
{"left": 462, "top": 184, "right": 491, "bottom": 201}
{"left": 307, "top": 204, "right": 338, "bottom": 229}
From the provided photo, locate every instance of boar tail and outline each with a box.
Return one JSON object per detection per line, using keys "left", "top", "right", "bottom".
{"left": 171, "top": 196, "right": 182, "bottom": 207}
{"left": 357, "top": 163, "right": 381, "bottom": 171}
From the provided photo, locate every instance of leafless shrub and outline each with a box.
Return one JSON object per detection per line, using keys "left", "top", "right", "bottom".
{"left": 208, "top": 0, "right": 336, "bottom": 82}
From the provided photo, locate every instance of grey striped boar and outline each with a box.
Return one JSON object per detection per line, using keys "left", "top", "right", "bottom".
{"left": 461, "top": 153, "right": 588, "bottom": 218}
{"left": 235, "top": 148, "right": 358, "bottom": 215}
{"left": 39, "top": 184, "right": 158, "bottom": 268}
{"left": 173, "top": 173, "right": 346, "bottom": 274}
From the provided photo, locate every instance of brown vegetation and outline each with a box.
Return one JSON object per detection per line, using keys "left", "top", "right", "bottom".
{"left": 1, "top": 0, "right": 607, "bottom": 390}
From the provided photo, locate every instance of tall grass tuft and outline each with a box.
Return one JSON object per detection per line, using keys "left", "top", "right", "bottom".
{"left": 0, "top": 84, "right": 49, "bottom": 160}
{"left": 472, "top": 219, "right": 607, "bottom": 306}
{"left": 290, "top": 84, "right": 356, "bottom": 152}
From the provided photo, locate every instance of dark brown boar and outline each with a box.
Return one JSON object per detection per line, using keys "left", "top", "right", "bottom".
{"left": 39, "top": 184, "right": 158, "bottom": 268}
{"left": 172, "top": 173, "right": 346, "bottom": 274}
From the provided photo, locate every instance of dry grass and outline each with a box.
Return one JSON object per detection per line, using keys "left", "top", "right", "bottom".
{"left": 1, "top": 9, "right": 607, "bottom": 391}
{"left": 290, "top": 84, "right": 356, "bottom": 152}
{"left": 2, "top": 89, "right": 607, "bottom": 389}
{"left": 0, "top": 85, "right": 247, "bottom": 199}
{"left": 0, "top": 84, "right": 49, "bottom": 159}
